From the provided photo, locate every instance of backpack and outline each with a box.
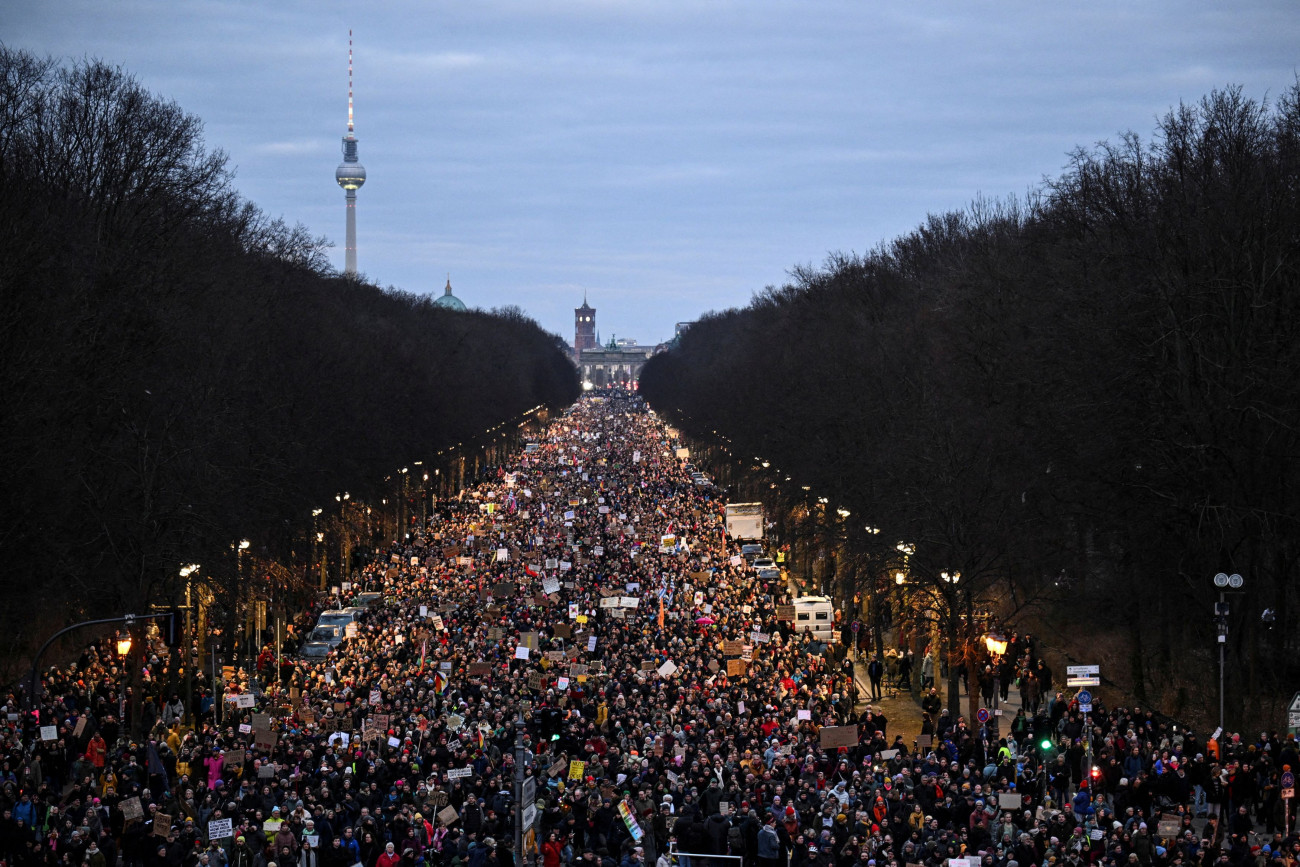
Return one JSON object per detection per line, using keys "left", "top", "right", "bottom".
{"left": 727, "top": 824, "right": 744, "bottom": 854}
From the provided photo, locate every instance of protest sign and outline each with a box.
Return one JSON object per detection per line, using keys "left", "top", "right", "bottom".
{"left": 819, "top": 726, "right": 859, "bottom": 749}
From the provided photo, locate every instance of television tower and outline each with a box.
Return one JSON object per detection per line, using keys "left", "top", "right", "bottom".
{"left": 335, "top": 30, "right": 366, "bottom": 275}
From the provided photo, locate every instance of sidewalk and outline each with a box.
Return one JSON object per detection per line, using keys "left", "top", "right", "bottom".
{"left": 851, "top": 652, "right": 1026, "bottom": 740}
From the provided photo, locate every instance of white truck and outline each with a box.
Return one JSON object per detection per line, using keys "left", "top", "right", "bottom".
{"left": 792, "top": 596, "right": 836, "bottom": 641}
{"left": 725, "top": 502, "right": 764, "bottom": 540}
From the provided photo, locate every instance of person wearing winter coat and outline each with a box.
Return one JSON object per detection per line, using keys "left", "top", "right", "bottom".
{"left": 756, "top": 817, "right": 782, "bottom": 867}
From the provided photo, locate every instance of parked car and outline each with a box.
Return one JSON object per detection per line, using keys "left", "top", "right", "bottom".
{"left": 752, "top": 556, "right": 776, "bottom": 571}
{"left": 306, "top": 624, "right": 344, "bottom": 648}
{"left": 299, "top": 641, "right": 333, "bottom": 659}
{"left": 756, "top": 567, "right": 781, "bottom": 581}
{"left": 316, "top": 608, "right": 363, "bottom": 630}
{"left": 353, "top": 592, "right": 383, "bottom": 608}
{"left": 739, "top": 544, "right": 764, "bottom": 561}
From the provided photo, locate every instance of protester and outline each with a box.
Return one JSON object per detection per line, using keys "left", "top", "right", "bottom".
{"left": 2, "top": 393, "right": 1296, "bottom": 867}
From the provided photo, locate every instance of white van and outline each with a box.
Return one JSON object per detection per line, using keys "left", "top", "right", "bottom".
{"left": 792, "top": 596, "right": 836, "bottom": 641}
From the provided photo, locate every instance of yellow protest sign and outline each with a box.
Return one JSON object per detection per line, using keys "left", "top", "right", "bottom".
{"left": 568, "top": 760, "right": 586, "bottom": 780}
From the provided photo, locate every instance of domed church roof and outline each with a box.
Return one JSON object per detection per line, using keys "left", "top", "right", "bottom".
{"left": 433, "top": 277, "right": 467, "bottom": 311}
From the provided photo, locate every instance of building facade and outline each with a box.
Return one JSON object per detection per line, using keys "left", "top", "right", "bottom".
{"left": 572, "top": 298, "right": 666, "bottom": 389}
{"left": 574, "top": 298, "right": 597, "bottom": 358}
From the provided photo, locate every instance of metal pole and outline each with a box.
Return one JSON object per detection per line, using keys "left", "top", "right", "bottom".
{"left": 186, "top": 579, "right": 194, "bottom": 721}
{"left": 213, "top": 647, "right": 221, "bottom": 726}
{"left": 1218, "top": 591, "right": 1226, "bottom": 733}
{"left": 515, "top": 706, "right": 525, "bottom": 866}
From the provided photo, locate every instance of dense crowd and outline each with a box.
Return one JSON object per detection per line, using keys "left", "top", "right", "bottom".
{"left": 2, "top": 395, "right": 1297, "bottom": 867}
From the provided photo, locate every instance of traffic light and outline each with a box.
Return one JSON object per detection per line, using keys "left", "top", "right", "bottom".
{"left": 1032, "top": 716, "right": 1054, "bottom": 755}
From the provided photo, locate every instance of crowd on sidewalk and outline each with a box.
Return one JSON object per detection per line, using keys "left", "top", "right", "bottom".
{"left": 1, "top": 394, "right": 1297, "bottom": 867}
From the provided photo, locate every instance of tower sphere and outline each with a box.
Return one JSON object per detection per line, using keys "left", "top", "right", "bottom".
{"left": 336, "top": 161, "right": 366, "bottom": 190}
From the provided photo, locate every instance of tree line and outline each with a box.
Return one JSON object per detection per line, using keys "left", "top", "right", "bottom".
{"left": 0, "top": 48, "right": 579, "bottom": 683}
{"left": 641, "top": 84, "right": 1300, "bottom": 731}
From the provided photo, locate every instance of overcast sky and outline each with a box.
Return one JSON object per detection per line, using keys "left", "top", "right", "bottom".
{"left": 8, "top": 1, "right": 1299, "bottom": 346}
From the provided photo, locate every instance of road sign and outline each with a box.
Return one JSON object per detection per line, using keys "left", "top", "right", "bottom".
{"left": 852, "top": 622, "right": 860, "bottom": 633}
{"left": 1066, "top": 676, "right": 1100, "bottom": 687}
{"left": 1066, "top": 664, "right": 1099, "bottom": 676}
{"left": 1288, "top": 692, "right": 1300, "bottom": 734}
{"left": 1079, "top": 703, "right": 1092, "bottom": 713}
{"left": 1076, "top": 690, "right": 1093, "bottom": 705}
{"left": 1281, "top": 770, "right": 1294, "bottom": 800}
{"left": 976, "top": 708, "right": 990, "bottom": 724}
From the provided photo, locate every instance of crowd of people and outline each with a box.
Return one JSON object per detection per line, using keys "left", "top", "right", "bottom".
{"left": 2, "top": 394, "right": 1298, "bottom": 867}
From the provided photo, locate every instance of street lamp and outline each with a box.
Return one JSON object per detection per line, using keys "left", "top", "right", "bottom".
{"left": 116, "top": 634, "right": 132, "bottom": 657}
{"left": 1212, "top": 572, "right": 1243, "bottom": 733}
{"left": 894, "top": 571, "right": 906, "bottom": 586}
{"left": 984, "top": 632, "right": 1008, "bottom": 656}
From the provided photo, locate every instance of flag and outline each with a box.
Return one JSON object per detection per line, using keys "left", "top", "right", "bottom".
{"left": 420, "top": 639, "right": 427, "bottom": 672}
{"left": 657, "top": 597, "right": 665, "bottom": 630}
{"left": 433, "top": 672, "right": 448, "bottom": 695}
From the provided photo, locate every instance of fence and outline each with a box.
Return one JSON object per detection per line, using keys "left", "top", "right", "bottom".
{"left": 668, "top": 843, "right": 743, "bottom": 867}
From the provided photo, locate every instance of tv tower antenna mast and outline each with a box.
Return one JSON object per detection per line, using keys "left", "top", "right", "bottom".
{"left": 335, "top": 29, "right": 366, "bottom": 275}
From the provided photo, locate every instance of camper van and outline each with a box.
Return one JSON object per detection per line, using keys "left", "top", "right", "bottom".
{"left": 791, "top": 596, "right": 836, "bottom": 641}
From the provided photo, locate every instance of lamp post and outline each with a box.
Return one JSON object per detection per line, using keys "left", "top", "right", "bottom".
{"left": 337, "top": 493, "right": 352, "bottom": 586}
{"left": 939, "top": 570, "right": 960, "bottom": 715}
{"left": 312, "top": 508, "right": 324, "bottom": 589}
{"left": 399, "top": 468, "right": 410, "bottom": 540}
{"left": 116, "top": 629, "right": 132, "bottom": 722}
{"left": 237, "top": 540, "right": 250, "bottom": 666}
{"left": 180, "top": 564, "right": 200, "bottom": 716}
{"left": 1212, "top": 572, "right": 1243, "bottom": 733}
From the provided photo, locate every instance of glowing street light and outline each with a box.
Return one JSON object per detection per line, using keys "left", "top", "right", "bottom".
{"left": 116, "top": 634, "right": 132, "bottom": 657}
{"left": 985, "top": 632, "right": 1008, "bottom": 656}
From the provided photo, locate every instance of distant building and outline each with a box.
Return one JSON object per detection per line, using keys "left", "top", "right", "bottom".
{"left": 433, "top": 277, "right": 467, "bottom": 311}
{"left": 574, "top": 296, "right": 597, "bottom": 359}
{"left": 571, "top": 296, "right": 669, "bottom": 389}
{"left": 334, "top": 31, "right": 366, "bottom": 276}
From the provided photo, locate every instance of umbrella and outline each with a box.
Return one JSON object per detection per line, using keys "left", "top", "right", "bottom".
{"left": 695, "top": 616, "right": 716, "bottom": 624}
